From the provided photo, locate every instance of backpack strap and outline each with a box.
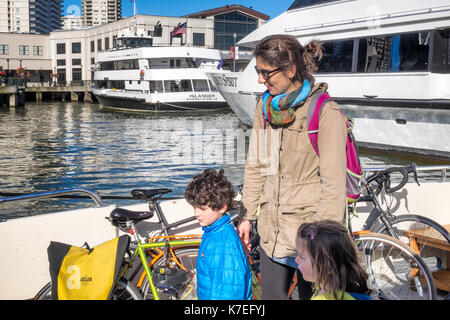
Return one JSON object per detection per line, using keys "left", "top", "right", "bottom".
{"left": 306, "top": 91, "right": 333, "bottom": 156}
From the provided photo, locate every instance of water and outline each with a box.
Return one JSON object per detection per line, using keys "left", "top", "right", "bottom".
{"left": 0, "top": 102, "right": 444, "bottom": 219}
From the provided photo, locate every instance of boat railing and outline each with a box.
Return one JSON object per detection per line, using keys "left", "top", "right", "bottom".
{"left": 106, "top": 43, "right": 218, "bottom": 52}
{"left": 0, "top": 188, "right": 103, "bottom": 207}
{"left": 363, "top": 165, "right": 450, "bottom": 182}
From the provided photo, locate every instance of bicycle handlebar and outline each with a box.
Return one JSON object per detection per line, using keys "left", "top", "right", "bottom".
{"left": 367, "top": 162, "right": 420, "bottom": 195}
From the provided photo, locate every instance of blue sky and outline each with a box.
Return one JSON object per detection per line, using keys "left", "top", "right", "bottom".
{"left": 63, "top": 0, "right": 294, "bottom": 20}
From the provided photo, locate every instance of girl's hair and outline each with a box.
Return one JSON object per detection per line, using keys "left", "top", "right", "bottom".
{"left": 184, "top": 169, "right": 236, "bottom": 211}
{"left": 254, "top": 34, "right": 323, "bottom": 84}
{"left": 297, "top": 220, "right": 370, "bottom": 299}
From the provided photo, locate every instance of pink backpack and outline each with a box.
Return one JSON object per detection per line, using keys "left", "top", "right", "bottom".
{"left": 306, "top": 91, "right": 363, "bottom": 204}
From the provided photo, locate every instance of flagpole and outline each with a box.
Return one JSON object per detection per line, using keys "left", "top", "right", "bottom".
{"left": 134, "top": 1, "right": 137, "bottom": 16}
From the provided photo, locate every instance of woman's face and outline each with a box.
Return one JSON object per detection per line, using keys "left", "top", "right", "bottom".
{"left": 256, "top": 56, "right": 299, "bottom": 96}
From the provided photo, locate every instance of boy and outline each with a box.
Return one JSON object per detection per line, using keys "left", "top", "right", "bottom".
{"left": 185, "top": 169, "right": 252, "bottom": 300}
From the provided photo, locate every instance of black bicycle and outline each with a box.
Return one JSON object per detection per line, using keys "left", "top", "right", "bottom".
{"left": 349, "top": 163, "right": 450, "bottom": 273}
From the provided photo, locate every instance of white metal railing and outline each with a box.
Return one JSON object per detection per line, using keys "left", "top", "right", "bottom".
{"left": 0, "top": 188, "right": 103, "bottom": 207}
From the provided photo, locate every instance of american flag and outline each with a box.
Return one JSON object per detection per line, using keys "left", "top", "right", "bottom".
{"left": 171, "top": 22, "right": 187, "bottom": 36}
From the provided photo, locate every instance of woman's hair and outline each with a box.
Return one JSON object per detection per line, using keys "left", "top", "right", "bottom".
{"left": 254, "top": 34, "right": 323, "bottom": 84}
{"left": 297, "top": 220, "right": 369, "bottom": 299}
{"left": 184, "top": 169, "right": 236, "bottom": 211}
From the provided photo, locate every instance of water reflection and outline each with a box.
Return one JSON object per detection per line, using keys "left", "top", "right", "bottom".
{"left": 0, "top": 102, "right": 443, "bottom": 219}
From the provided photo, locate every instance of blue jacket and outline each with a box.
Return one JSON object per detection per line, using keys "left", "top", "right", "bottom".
{"left": 196, "top": 214, "right": 252, "bottom": 300}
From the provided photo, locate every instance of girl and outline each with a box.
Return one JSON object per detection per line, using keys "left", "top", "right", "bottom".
{"left": 295, "top": 220, "right": 371, "bottom": 300}
{"left": 238, "top": 34, "right": 348, "bottom": 299}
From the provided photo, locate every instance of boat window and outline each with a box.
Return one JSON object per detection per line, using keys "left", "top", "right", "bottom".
{"left": 149, "top": 81, "right": 164, "bottom": 93}
{"left": 117, "top": 37, "right": 152, "bottom": 48}
{"left": 100, "top": 61, "right": 115, "bottom": 71}
{"left": 431, "top": 29, "right": 450, "bottom": 74}
{"left": 109, "top": 80, "right": 125, "bottom": 90}
{"left": 180, "top": 80, "right": 193, "bottom": 92}
{"left": 163, "top": 80, "right": 192, "bottom": 92}
{"left": 186, "top": 58, "right": 198, "bottom": 68}
{"left": 117, "top": 59, "right": 139, "bottom": 70}
{"left": 357, "top": 32, "right": 430, "bottom": 72}
{"left": 316, "top": 39, "right": 354, "bottom": 73}
{"left": 170, "top": 59, "right": 182, "bottom": 68}
{"left": 193, "top": 79, "right": 209, "bottom": 92}
{"left": 208, "top": 80, "right": 218, "bottom": 92}
{"left": 288, "top": 0, "right": 341, "bottom": 11}
{"left": 99, "top": 60, "right": 139, "bottom": 71}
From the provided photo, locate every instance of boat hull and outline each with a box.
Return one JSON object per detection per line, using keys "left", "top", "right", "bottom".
{"left": 207, "top": 71, "right": 450, "bottom": 158}
{"left": 94, "top": 93, "right": 230, "bottom": 111}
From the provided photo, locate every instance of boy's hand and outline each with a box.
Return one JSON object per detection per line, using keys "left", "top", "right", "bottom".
{"left": 238, "top": 219, "right": 252, "bottom": 251}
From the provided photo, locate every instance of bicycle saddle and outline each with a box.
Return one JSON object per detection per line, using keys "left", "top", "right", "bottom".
{"left": 109, "top": 208, "right": 154, "bottom": 227}
{"left": 131, "top": 188, "right": 172, "bottom": 200}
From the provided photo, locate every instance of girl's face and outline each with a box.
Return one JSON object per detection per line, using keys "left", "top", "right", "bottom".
{"left": 295, "top": 237, "right": 316, "bottom": 283}
{"left": 256, "top": 56, "right": 299, "bottom": 96}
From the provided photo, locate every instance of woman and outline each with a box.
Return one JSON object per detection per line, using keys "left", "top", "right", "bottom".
{"left": 238, "top": 34, "right": 347, "bottom": 300}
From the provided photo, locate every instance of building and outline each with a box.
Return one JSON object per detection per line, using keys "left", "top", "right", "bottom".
{"left": 82, "top": 0, "right": 122, "bottom": 27}
{"left": 0, "top": 0, "right": 62, "bottom": 34}
{"left": 62, "top": 15, "right": 84, "bottom": 31}
{"left": 0, "top": 15, "right": 214, "bottom": 85}
{"left": 184, "top": 4, "right": 269, "bottom": 70}
{"left": 0, "top": 5, "right": 269, "bottom": 85}
{"left": 0, "top": 33, "right": 51, "bottom": 82}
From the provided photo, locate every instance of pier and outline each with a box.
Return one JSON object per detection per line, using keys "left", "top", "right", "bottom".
{"left": 0, "top": 79, "right": 96, "bottom": 108}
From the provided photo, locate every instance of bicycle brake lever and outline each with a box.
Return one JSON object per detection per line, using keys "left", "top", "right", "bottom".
{"left": 407, "top": 163, "right": 420, "bottom": 186}
{"left": 413, "top": 170, "right": 420, "bottom": 186}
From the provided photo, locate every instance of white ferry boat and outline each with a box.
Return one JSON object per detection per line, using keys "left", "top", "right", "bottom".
{"left": 207, "top": 0, "right": 450, "bottom": 158}
{"left": 92, "top": 25, "right": 230, "bottom": 111}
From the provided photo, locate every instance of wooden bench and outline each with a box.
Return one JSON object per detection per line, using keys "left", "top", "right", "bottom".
{"left": 403, "top": 224, "right": 450, "bottom": 292}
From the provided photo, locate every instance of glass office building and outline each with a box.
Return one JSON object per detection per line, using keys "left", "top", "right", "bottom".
{"left": 214, "top": 12, "right": 258, "bottom": 51}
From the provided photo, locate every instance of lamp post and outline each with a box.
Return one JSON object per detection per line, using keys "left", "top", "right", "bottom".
{"left": 233, "top": 33, "right": 237, "bottom": 72}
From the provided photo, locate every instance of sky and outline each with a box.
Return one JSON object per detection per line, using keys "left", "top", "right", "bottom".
{"left": 63, "top": 0, "right": 294, "bottom": 21}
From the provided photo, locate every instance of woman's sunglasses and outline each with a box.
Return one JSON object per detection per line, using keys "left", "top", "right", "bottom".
{"left": 254, "top": 66, "right": 282, "bottom": 80}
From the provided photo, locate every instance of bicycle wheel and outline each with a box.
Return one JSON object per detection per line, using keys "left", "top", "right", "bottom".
{"left": 371, "top": 214, "right": 450, "bottom": 271}
{"left": 110, "top": 278, "right": 143, "bottom": 300}
{"left": 139, "top": 247, "right": 199, "bottom": 300}
{"left": 354, "top": 232, "right": 437, "bottom": 300}
{"left": 33, "top": 279, "right": 142, "bottom": 300}
{"left": 33, "top": 282, "right": 52, "bottom": 300}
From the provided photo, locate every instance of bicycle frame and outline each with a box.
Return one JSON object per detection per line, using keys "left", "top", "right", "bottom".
{"left": 147, "top": 198, "right": 198, "bottom": 237}
{"left": 121, "top": 230, "right": 201, "bottom": 300}
{"left": 358, "top": 187, "right": 398, "bottom": 236}
{"left": 134, "top": 234, "right": 202, "bottom": 288}
{"left": 135, "top": 239, "right": 201, "bottom": 300}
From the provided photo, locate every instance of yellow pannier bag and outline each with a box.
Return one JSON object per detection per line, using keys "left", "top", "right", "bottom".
{"left": 47, "top": 235, "right": 130, "bottom": 300}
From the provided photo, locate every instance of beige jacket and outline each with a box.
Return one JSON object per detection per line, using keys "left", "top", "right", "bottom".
{"left": 241, "top": 83, "right": 347, "bottom": 258}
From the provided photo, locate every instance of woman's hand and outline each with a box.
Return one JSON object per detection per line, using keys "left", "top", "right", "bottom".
{"left": 238, "top": 219, "right": 252, "bottom": 251}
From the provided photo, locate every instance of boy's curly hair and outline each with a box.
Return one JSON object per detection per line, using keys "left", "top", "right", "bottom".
{"left": 184, "top": 169, "right": 236, "bottom": 211}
